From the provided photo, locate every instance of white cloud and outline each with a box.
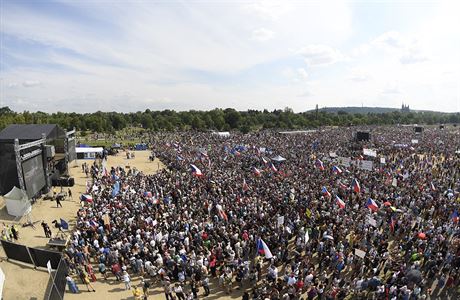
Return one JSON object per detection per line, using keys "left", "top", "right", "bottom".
{"left": 297, "top": 45, "right": 345, "bottom": 66}
{"left": 347, "top": 69, "right": 371, "bottom": 82}
{"left": 400, "top": 46, "right": 429, "bottom": 64}
{"left": 296, "top": 68, "right": 309, "bottom": 81}
{"left": 22, "top": 80, "right": 41, "bottom": 87}
{"left": 252, "top": 28, "right": 275, "bottom": 41}
{"left": 244, "top": 0, "right": 293, "bottom": 20}
{"left": 372, "top": 31, "right": 406, "bottom": 49}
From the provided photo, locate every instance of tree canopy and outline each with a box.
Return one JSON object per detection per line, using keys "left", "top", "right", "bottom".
{"left": 0, "top": 106, "right": 458, "bottom": 133}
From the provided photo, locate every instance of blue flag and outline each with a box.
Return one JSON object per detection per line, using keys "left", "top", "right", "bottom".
{"left": 60, "top": 218, "right": 69, "bottom": 230}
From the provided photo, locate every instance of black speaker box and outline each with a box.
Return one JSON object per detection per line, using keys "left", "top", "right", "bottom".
{"left": 356, "top": 131, "right": 370, "bottom": 141}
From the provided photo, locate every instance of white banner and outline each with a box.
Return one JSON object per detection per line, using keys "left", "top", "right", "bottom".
{"left": 392, "top": 178, "right": 398, "bottom": 187}
{"left": 380, "top": 157, "right": 386, "bottom": 164}
{"left": 411, "top": 139, "right": 419, "bottom": 144}
{"left": 354, "top": 249, "right": 366, "bottom": 258}
{"left": 357, "top": 160, "right": 373, "bottom": 171}
{"left": 277, "top": 216, "right": 285, "bottom": 227}
{"left": 366, "top": 216, "right": 377, "bottom": 227}
{"left": 363, "top": 148, "right": 377, "bottom": 157}
{"left": 336, "top": 156, "right": 352, "bottom": 167}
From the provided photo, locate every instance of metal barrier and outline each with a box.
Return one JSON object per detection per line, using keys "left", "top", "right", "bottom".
{"left": 46, "top": 257, "right": 68, "bottom": 300}
{"left": 0, "top": 240, "right": 67, "bottom": 299}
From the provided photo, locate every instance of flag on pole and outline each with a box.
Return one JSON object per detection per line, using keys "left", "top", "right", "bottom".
{"left": 335, "top": 195, "right": 345, "bottom": 209}
{"left": 60, "top": 218, "right": 69, "bottom": 230}
{"left": 242, "top": 178, "right": 249, "bottom": 192}
{"left": 321, "top": 186, "right": 331, "bottom": 198}
{"left": 390, "top": 216, "right": 396, "bottom": 232}
{"left": 190, "top": 164, "right": 203, "bottom": 176}
{"left": 257, "top": 238, "right": 273, "bottom": 259}
{"left": 253, "top": 167, "right": 261, "bottom": 177}
{"left": 262, "top": 157, "right": 269, "bottom": 164}
{"left": 216, "top": 204, "right": 228, "bottom": 221}
{"left": 269, "top": 162, "right": 278, "bottom": 172}
{"left": 305, "top": 208, "right": 312, "bottom": 219}
{"left": 315, "top": 159, "right": 325, "bottom": 170}
{"left": 332, "top": 166, "right": 343, "bottom": 175}
{"left": 430, "top": 182, "right": 436, "bottom": 191}
{"left": 338, "top": 181, "right": 347, "bottom": 190}
{"left": 366, "top": 198, "right": 379, "bottom": 212}
{"left": 351, "top": 178, "right": 361, "bottom": 193}
{"left": 304, "top": 229, "right": 310, "bottom": 243}
{"left": 451, "top": 210, "right": 459, "bottom": 223}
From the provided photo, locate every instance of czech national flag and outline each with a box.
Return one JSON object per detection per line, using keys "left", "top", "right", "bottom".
{"left": 322, "top": 186, "right": 331, "bottom": 198}
{"left": 269, "top": 162, "right": 278, "bottom": 172}
{"left": 335, "top": 195, "right": 345, "bottom": 209}
{"left": 190, "top": 164, "right": 203, "bottom": 176}
{"left": 351, "top": 178, "right": 361, "bottom": 193}
{"left": 216, "top": 204, "right": 228, "bottom": 221}
{"left": 315, "top": 159, "right": 325, "bottom": 171}
{"left": 390, "top": 216, "right": 396, "bottom": 232}
{"left": 338, "top": 181, "right": 348, "bottom": 190}
{"left": 430, "top": 182, "right": 436, "bottom": 191}
{"left": 366, "top": 198, "right": 379, "bottom": 212}
{"left": 253, "top": 167, "right": 261, "bottom": 177}
{"left": 451, "top": 210, "right": 459, "bottom": 223}
{"left": 332, "top": 166, "right": 343, "bottom": 175}
{"left": 262, "top": 157, "right": 269, "bottom": 164}
{"left": 257, "top": 238, "right": 273, "bottom": 259}
{"left": 242, "top": 178, "right": 249, "bottom": 192}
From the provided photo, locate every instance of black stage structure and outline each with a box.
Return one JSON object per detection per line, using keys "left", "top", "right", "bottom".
{"left": 0, "top": 124, "right": 76, "bottom": 197}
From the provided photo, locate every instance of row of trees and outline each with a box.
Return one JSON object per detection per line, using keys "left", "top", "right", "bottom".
{"left": 0, "top": 106, "right": 459, "bottom": 133}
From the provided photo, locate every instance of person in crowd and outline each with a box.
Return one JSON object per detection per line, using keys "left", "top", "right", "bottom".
{"left": 61, "top": 127, "right": 460, "bottom": 299}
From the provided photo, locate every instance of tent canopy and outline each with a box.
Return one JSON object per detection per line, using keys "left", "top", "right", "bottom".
{"left": 3, "top": 186, "right": 31, "bottom": 217}
{"left": 271, "top": 155, "right": 286, "bottom": 162}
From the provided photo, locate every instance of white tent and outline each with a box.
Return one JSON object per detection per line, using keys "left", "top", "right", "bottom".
{"left": 3, "top": 186, "right": 32, "bottom": 217}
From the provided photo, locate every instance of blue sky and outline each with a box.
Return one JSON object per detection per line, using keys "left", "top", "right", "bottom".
{"left": 0, "top": 0, "right": 459, "bottom": 113}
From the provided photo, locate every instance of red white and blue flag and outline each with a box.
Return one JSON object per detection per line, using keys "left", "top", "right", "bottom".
{"left": 332, "top": 166, "right": 343, "bottom": 175}
{"left": 322, "top": 186, "right": 331, "bottom": 198}
{"left": 262, "top": 157, "right": 269, "bottom": 164}
{"left": 190, "top": 164, "right": 203, "bottom": 176}
{"left": 351, "top": 178, "right": 361, "bottom": 193}
{"left": 366, "top": 198, "right": 379, "bottom": 212}
{"left": 253, "top": 167, "right": 261, "bottom": 177}
{"left": 338, "top": 181, "right": 348, "bottom": 190}
{"left": 451, "top": 210, "right": 459, "bottom": 223}
{"left": 257, "top": 238, "right": 273, "bottom": 259}
{"left": 315, "top": 159, "right": 325, "bottom": 171}
{"left": 269, "top": 162, "right": 278, "bottom": 172}
{"left": 242, "top": 178, "right": 249, "bottom": 192}
{"left": 390, "top": 216, "right": 396, "bottom": 232}
{"left": 335, "top": 195, "right": 345, "bottom": 209}
{"left": 216, "top": 204, "right": 228, "bottom": 221}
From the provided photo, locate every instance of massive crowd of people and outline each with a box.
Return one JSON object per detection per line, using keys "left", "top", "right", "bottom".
{"left": 63, "top": 125, "right": 460, "bottom": 299}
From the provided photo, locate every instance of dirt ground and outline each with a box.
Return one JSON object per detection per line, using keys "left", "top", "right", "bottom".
{"left": 0, "top": 150, "right": 169, "bottom": 300}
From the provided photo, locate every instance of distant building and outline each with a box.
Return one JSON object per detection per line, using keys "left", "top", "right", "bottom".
{"left": 401, "top": 103, "right": 410, "bottom": 112}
